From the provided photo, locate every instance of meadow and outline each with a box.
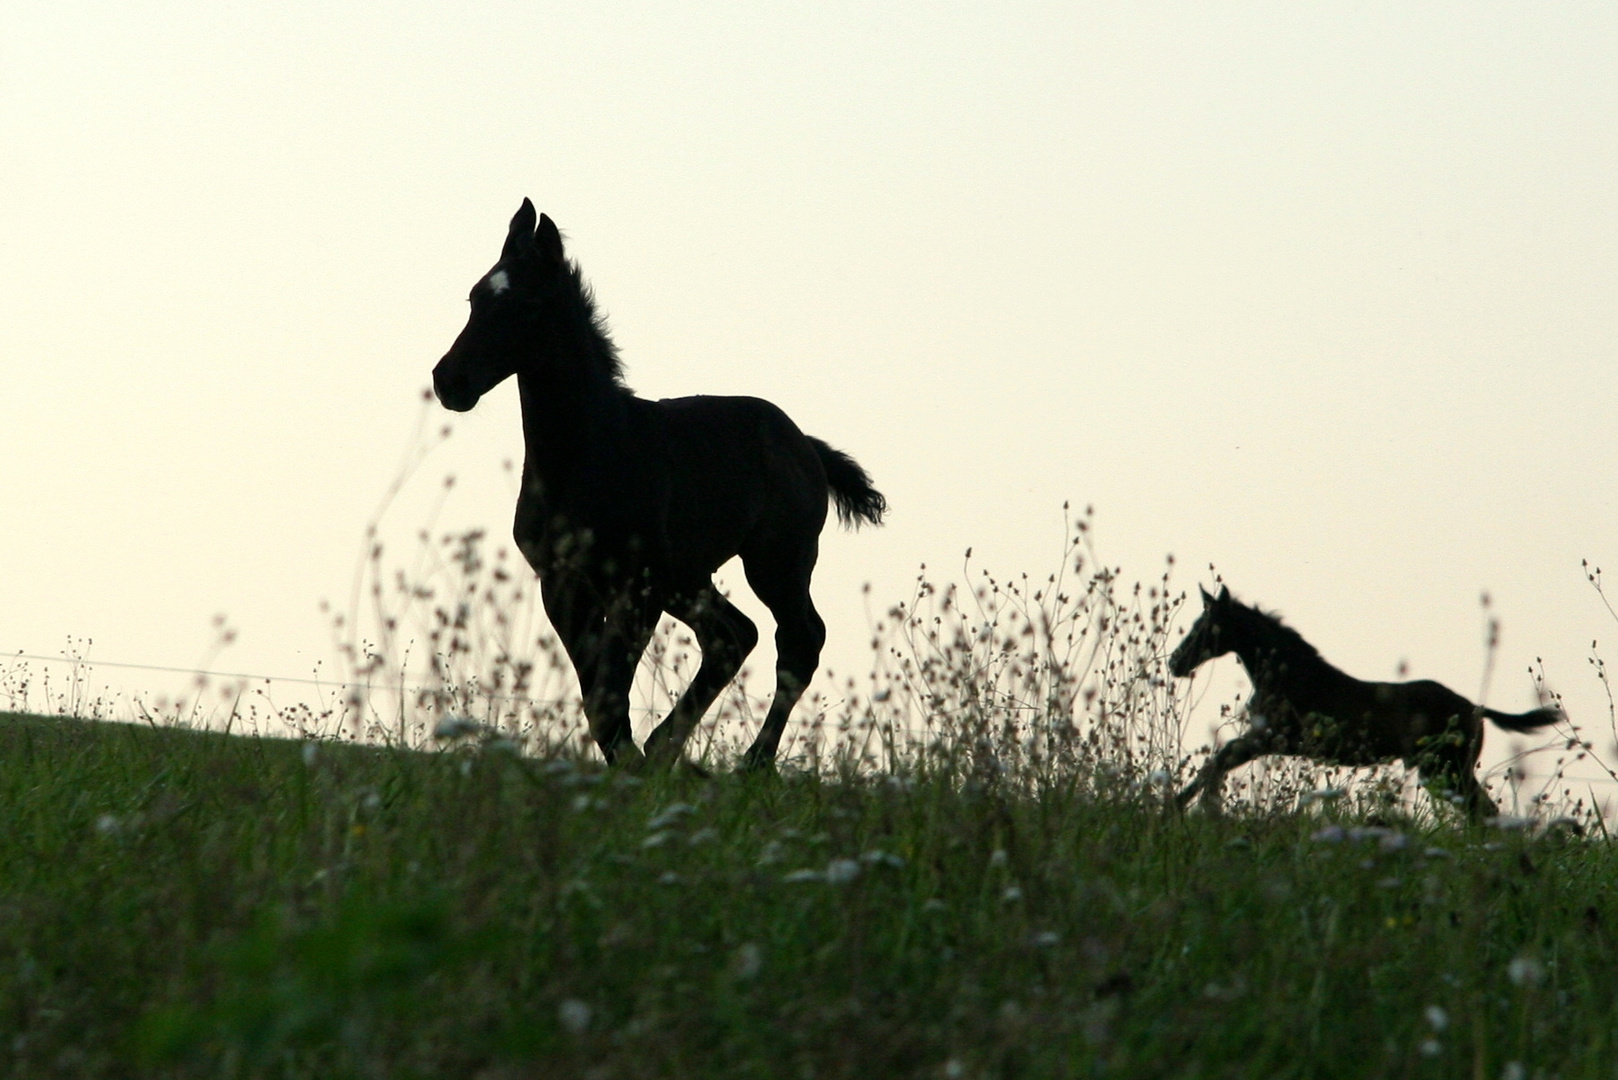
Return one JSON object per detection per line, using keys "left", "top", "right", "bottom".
{"left": 2, "top": 706, "right": 1613, "bottom": 1080}
{"left": 3, "top": 526, "right": 1614, "bottom": 1079}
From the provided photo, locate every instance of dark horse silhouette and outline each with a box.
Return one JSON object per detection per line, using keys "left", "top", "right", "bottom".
{"left": 1169, "top": 585, "right": 1559, "bottom": 818}
{"left": 432, "top": 200, "right": 885, "bottom": 770}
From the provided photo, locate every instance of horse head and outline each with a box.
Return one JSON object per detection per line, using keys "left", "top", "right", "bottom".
{"left": 1169, "top": 584, "right": 1234, "bottom": 677}
{"left": 432, "top": 198, "right": 569, "bottom": 412}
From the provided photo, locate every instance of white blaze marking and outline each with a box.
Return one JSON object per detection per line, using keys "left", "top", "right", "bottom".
{"left": 488, "top": 270, "right": 510, "bottom": 294}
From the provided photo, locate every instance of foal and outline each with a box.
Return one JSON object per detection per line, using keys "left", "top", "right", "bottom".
{"left": 432, "top": 200, "right": 886, "bottom": 771}
{"left": 1169, "top": 586, "right": 1559, "bottom": 817}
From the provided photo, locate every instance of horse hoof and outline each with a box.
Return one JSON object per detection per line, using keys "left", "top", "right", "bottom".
{"left": 737, "top": 750, "right": 777, "bottom": 775}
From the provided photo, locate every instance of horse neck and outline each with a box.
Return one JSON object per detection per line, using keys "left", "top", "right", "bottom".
{"left": 1229, "top": 616, "right": 1327, "bottom": 696}
{"left": 515, "top": 334, "right": 630, "bottom": 481}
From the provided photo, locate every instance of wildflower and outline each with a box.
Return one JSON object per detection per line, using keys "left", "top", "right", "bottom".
{"left": 1500, "top": 1063, "right": 1526, "bottom": 1080}
{"left": 825, "top": 858, "right": 861, "bottom": 885}
{"left": 301, "top": 741, "right": 319, "bottom": 767}
{"left": 860, "top": 849, "right": 904, "bottom": 868}
{"left": 943, "top": 1059, "right": 966, "bottom": 1080}
{"left": 557, "top": 998, "right": 591, "bottom": 1034}
{"left": 647, "top": 803, "right": 695, "bottom": 831}
{"left": 1424, "top": 1005, "right": 1449, "bottom": 1032}
{"left": 1001, "top": 885, "right": 1024, "bottom": 903}
{"left": 1486, "top": 815, "right": 1535, "bottom": 831}
{"left": 1378, "top": 831, "right": 1409, "bottom": 853}
{"left": 687, "top": 827, "right": 718, "bottom": 846}
{"left": 757, "top": 841, "right": 785, "bottom": 867}
{"left": 988, "top": 849, "right": 1009, "bottom": 870}
{"left": 728, "top": 943, "right": 763, "bottom": 981}
{"left": 1311, "top": 826, "right": 1345, "bottom": 844}
{"left": 94, "top": 814, "right": 120, "bottom": 836}
{"left": 922, "top": 898, "right": 947, "bottom": 914}
{"left": 433, "top": 715, "right": 481, "bottom": 740}
{"left": 783, "top": 869, "right": 823, "bottom": 884}
{"left": 658, "top": 871, "right": 680, "bottom": 886}
{"left": 1030, "top": 930, "right": 1061, "bottom": 948}
{"left": 1507, "top": 955, "right": 1544, "bottom": 988}
{"left": 642, "top": 832, "right": 670, "bottom": 849}
{"left": 1419, "top": 1038, "right": 1442, "bottom": 1058}
{"left": 1147, "top": 769, "right": 1172, "bottom": 787}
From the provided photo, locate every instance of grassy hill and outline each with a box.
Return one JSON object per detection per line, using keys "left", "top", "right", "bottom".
{"left": 0, "top": 709, "right": 1613, "bottom": 1079}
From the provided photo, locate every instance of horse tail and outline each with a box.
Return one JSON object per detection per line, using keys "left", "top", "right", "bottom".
{"left": 809, "top": 438, "right": 887, "bottom": 529}
{"left": 1482, "top": 706, "right": 1561, "bottom": 732}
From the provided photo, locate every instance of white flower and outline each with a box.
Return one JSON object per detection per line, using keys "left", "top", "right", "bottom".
{"left": 647, "top": 803, "right": 695, "bottom": 831}
{"left": 1486, "top": 815, "right": 1536, "bottom": 831}
{"left": 988, "top": 849, "right": 1009, "bottom": 870}
{"left": 94, "top": 814, "right": 120, "bottom": 836}
{"left": 1419, "top": 1038, "right": 1442, "bottom": 1058}
{"left": 825, "top": 858, "right": 861, "bottom": 885}
{"left": 1424, "top": 1005, "right": 1449, "bottom": 1032}
{"left": 1147, "top": 769, "right": 1172, "bottom": 787}
{"left": 301, "top": 741, "right": 319, "bottom": 767}
{"left": 1030, "top": 930, "right": 1061, "bottom": 948}
{"left": 728, "top": 943, "right": 763, "bottom": 980}
{"left": 1311, "top": 826, "right": 1345, "bottom": 844}
{"left": 1001, "top": 885, "right": 1023, "bottom": 903}
{"left": 642, "top": 832, "right": 670, "bottom": 849}
{"left": 433, "top": 715, "right": 481, "bottom": 740}
{"left": 1507, "top": 955, "right": 1544, "bottom": 987}
{"left": 557, "top": 998, "right": 591, "bottom": 1034}
{"left": 757, "top": 841, "right": 785, "bottom": 867}
{"left": 782, "top": 869, "right": 823, "bottom": 884}
{"left": 1500, "top": 1062, "right": 1526, "bottom": 1080}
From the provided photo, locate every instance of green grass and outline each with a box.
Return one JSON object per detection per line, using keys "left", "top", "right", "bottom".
{"left": 1, "top": 710, "right": 1615, "bottom": 1079}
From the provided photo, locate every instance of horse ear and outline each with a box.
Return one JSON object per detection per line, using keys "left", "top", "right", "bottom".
{"left": 1216, "top": 585, "right": 1230, "bottom": 603}
{"left": 502, "top": 199, "right": 538, "bottom": 261}
{"left": 536, "top": 213, "right": 565, "bottom": 264}
{"left": 1199, "top": 585, "right": 1214, "bottom": 606}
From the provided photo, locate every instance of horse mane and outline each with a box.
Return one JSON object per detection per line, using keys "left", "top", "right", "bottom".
{"left": 1230, "top": 596, "right": 1322, "bottom": 662}
{"left": 560, "top": 258, "right": 631, "bottom": 392}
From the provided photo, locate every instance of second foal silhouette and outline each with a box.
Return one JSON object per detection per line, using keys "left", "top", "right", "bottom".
{"left": 433, "top": 200, "right": 885, "bottom": 770}
{"left": 1169, "top": 586, "right": 1559, "bottom": 817}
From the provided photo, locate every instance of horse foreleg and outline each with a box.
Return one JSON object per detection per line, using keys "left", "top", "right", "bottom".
{"left": 1176, "top": 733, "right": 1269, "bottom": 812}
{"left": 542, "top": 575, "right": 656, "bottom": 767}
{"left": 644, "top": 588, "right": 758, "bottom": 767}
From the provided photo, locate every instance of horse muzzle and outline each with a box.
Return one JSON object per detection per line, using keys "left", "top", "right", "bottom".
{"left": 432, "top": 360, "right": 481, "bottom": 412}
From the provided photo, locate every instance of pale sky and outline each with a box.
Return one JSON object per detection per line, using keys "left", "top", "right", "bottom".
{"left": 4, "top": 5, "right": 1617, "bottom": 790}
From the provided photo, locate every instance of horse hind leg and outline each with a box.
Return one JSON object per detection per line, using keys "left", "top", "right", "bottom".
{"left": 739, "top": 557, "right": 826, "bottom": 772}
{"left": 643, "top": 587, "right": 759, "bottom": 768}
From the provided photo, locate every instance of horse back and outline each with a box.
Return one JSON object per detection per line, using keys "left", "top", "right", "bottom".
{"left": 644, "top": 394, "right": 828, "bottom": 570}
{"left": 1262, "top": 671, "right": 1479, "bottom": 766}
